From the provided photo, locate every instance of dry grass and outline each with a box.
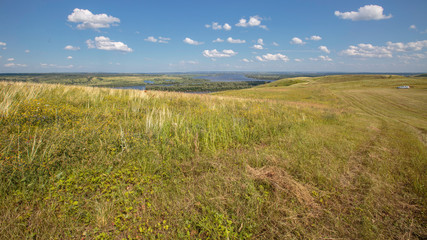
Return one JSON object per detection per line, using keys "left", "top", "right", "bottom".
{"left": 0, "top": 75, "right": 426, "bottom": 239}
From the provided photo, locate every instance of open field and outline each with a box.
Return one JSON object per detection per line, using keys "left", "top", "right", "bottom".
{"left": 0, "top": 75, "right": 426, "bottom": 239}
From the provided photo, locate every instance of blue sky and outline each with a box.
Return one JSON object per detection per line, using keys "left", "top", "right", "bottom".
{"left": 0, "top": 0, "right": 426, "bottom": 73}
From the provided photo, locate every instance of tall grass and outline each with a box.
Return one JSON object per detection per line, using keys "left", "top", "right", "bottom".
{"left": 0, "top": 76, "right": 426, "bottom": 239}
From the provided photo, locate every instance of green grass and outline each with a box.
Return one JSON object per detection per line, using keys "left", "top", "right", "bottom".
{"left": 0, "top": 75, "right": 426, "bottom": 239}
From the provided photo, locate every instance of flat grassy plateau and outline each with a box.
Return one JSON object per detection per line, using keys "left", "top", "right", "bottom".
{"left": 0, "top": 75, "right": 426, "bottom": 239}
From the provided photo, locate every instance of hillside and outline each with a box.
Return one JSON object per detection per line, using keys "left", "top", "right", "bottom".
{"left": 0, "top": 75, "right": 426, "bottom": 239}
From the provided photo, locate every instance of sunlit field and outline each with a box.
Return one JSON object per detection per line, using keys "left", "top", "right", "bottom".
{"left": 0, "top": 75, "right": 426, "bottom": 239}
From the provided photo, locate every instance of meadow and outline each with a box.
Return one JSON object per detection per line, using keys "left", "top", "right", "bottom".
{"left": 0, "top": 75, "right": 426, "bottom": 239}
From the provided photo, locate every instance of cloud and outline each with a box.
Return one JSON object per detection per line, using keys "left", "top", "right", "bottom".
{"left": 410, "top": 25, "right": 417, "bottom": 30}
{"left": 86, "top": 36, "right": 133, "bottom": 52}
{"left": 145, "top": 36, "right": 170, "bottom": 43}
{"left": 25, "top": 50, "right": 30, "bottom": 53}
{"left": 386, "top": 40, "right": 427, "bottom": 52}
{"left": 257, "top": 38, "right": 264, "bottom": 45}
{"left": 227, "top": 37, "right": 246, "bottom": 44}
{"left": 309, "top": 56, "right": 333, "bottom": 61}
{"left": 212, "top": 22, "right": 222, "bottom": 30}
{"left": 183, "top": 37, "right": 204, "bottom": 45}
{"left": 64, "top": 45, "right": 80, "bottom": 51}
{"left": 341, "top": 40, "right": 427, "bottom": 58}
{"left": 319, "top": 55, "right": 333, "bottom": 61}
{"left": 335, "top": 5, "right": 392, "bottom": 21}
{"left": 145, "top": 36, "right": 157, "bottom": 43}
{"left": 252, "top": 44, "right": 263, "bottom": 50}
{"left": 213, "top": 38, "right": 224, "bottom": 43}
{"left": 319, "top": 46, "right": 330, "bottom": 54}
{"left": 7, "top": 58, "right": 14, "bottom": 61}
{"left": 205, "top": 22, "right": 232, "bottom": 31}
{"left": 40, "top": 63, "right": 73, "bottom": 69}
{"left": 294, "top": 58, "right": 303, "bottom": 62}
{"left": 309, "top": 35, "right": 322, "bottom": 41}
{"left": 176, "top": 60, "right": 199, "bottom": 65}
{"left": 235, "top": 16, "right": 267, "bottom": 29}
{"left": 398, "top": 53, "right": 426, "bottom": 61}
{"left": 290, "top": 37, "right": 305, "bottom": 45}
{"left": 256, "top": 53, "right": 289, "bottom": 62}
{"left": 158, "top": 37, "right": 171, "bottom": 43}
{"left": 242, "top": 58, "right": 252, "bottom": 63}
{"left": 169, "top": 60, "right": 199, "bottom": 67}
{"left": 67, "top": 8, "right": 120, "bottom": 30}
{"left": 255, "top": 56, "right": 265, "bottom": 62}
{"left": 67, "top": 56, "right": 73, "bottom": 59}
{"left": 202, "top": 49, "right": 237, "bottom": 58}
{"left": 341, "top": 43, "right": 392, "bottom": 58}
{"left": 0, "top": 42, "right": 6, "bottom": 46}
{"left": 4, "top": 63, "right": 27, "bottom": 67}
{"left": 272, "top": 42, "right": 279, "bottom": 46}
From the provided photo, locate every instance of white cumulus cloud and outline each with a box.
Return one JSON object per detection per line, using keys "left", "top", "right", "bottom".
{"left": 242, "top": 58, "right": 252, "bottom": 63}
{"left": 64, "top": 45, "right": 80, "bottom": 51}
{"left": 341, "top": 40, "right": 427, "bottom": 58}
{"left": 67, "top": 56, "right": 73, "bottom": 59}
{"left": 235, "top": 16, "right": 267, "bottom": 29}
{"left": 183, "top": 37, "right": 204, "bottom": 45}
{"left": 0, "top": 42, "right": 6, "bottom": 46}
{"left": 341, "top": 43, "right": 392, "bottom": 58}
{"left": 212, "top": 22, "right": 223, "bottom": 30}
{"left": 335, "top": 5, "right": 392, "bottom": 21}
{"left": 7, "top": 58, "right": 14, "bottom": 61}
{"left": 252, "top": 44, "right": 263, "bottom": 50}
{"left": 409, "top": 25, "right": 417, "bottom": 30}
{"left": 202, "top": 49, "right": 237, "bottom": 58}
{"left": 145, "top": 36, "right": 170, "bottom": 43}
{"left": 257, "top": 38, "right": 264, "bottom": 45}
{"left": 272, "top": 42, "right": 279, "bottom": 46}
{"left": 319, "top": 55, "right": 333, "bottom": 61}
{"left": 256, "top": 53, "right": 289, "bottom": 62}
{"left": 213, "top": 38, "right": 224, "bottom": 43}
{"left": 227, "top": 37, "right": 246, "bottom": 44}
{"left": 319, "top": 46, "right": 330, "bottom": 54}
{"left": 67, "top": 8, "right": 120, "bottom": 30}
{"left": 386, "top": 40, "right": 427, "bottom": 52}
{"left": 294, "top": 58, "right": 303, "bottom": 62}
{"left": 145, "top": 36, "right": 157, "bottom": 43}
{"left": 206, "top": 22, "right": 232, "bottom": 31}
{"left": 25, "top": 50, "right": 30, "bottom": 53}
{"left": 86, "top": 36, "right": 133, "bottom": 52}
{"left": 309, "top": 35, "right": 322, "bottom": 41}
{"left": 255, "top": 56, "right": 265, "bottom": 62}
{"left": 290, "top": 37, "right": 305, "bottom": 45}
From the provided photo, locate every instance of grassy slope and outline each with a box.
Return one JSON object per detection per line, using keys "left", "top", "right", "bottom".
{"left": 0, "top": 75, "right": 426, "bottom": 239}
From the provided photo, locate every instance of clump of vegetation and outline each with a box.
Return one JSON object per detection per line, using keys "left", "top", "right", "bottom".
{"left": 0, "top": 75, "right": 426, "bottom": 239}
